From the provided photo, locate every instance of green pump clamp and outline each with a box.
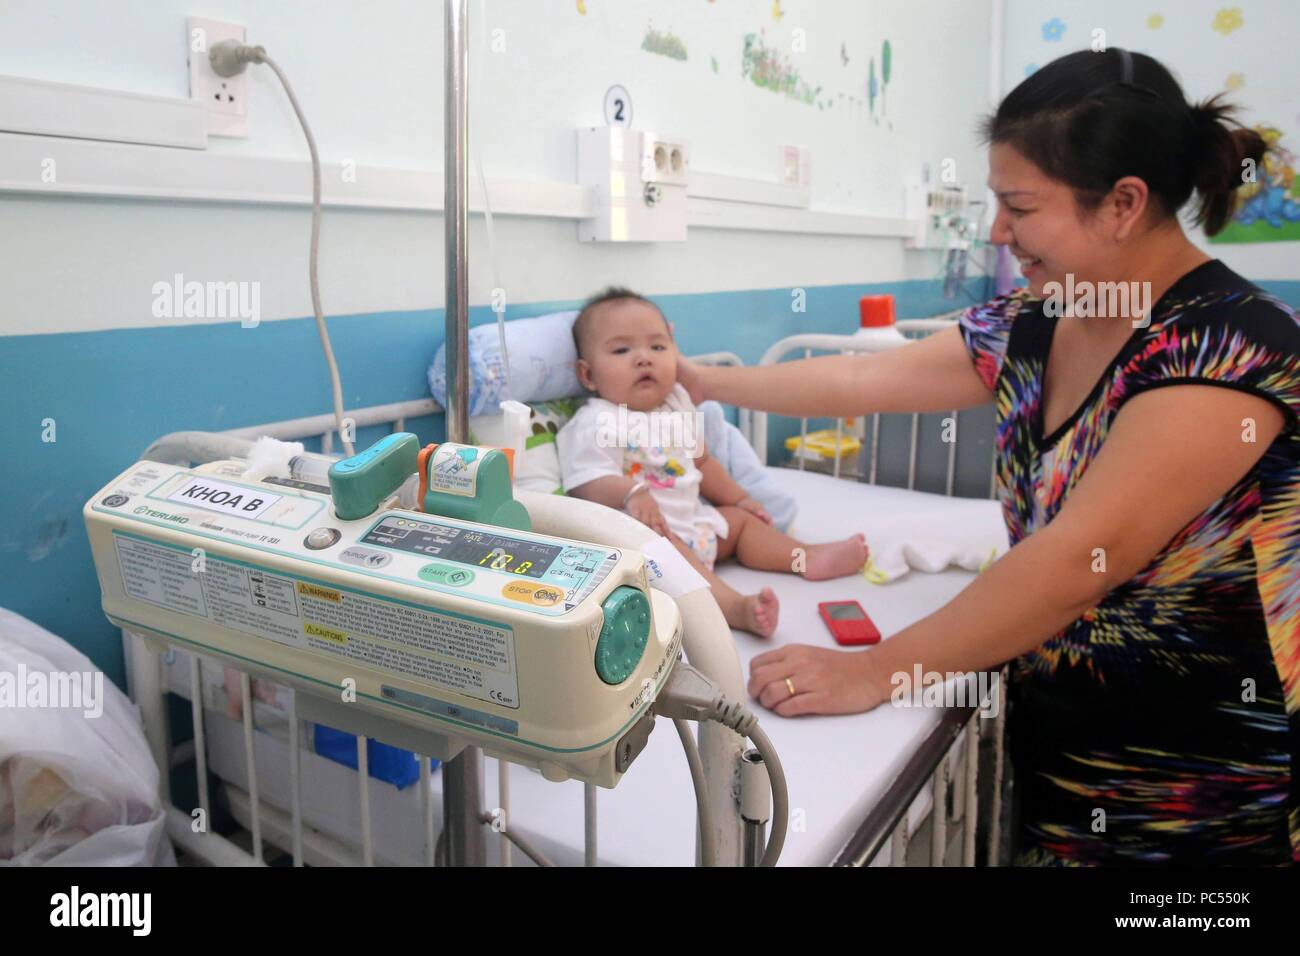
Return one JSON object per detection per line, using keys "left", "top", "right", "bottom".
{"left": 328, "top": 432, "right": 421, "bottom": 520}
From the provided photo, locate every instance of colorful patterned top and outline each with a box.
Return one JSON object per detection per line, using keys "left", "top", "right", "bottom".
{"left": 959, "top": 259, "right": 1300, "bottom": 865}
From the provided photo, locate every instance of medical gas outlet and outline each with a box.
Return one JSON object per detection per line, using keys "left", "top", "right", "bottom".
{"left": 578, "top": 127, "right": 689, "bottom": 242}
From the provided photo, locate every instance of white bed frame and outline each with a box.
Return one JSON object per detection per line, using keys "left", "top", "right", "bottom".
{"left": 121, "top": 319, "right": 1010, "bottom": 868}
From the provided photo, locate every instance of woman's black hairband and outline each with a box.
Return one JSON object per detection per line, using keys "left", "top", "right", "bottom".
{"left": 1111, "top": 47, "right": 1160, "bottom": 100}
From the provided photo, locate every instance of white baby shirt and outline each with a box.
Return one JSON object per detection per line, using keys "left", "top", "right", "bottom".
{"left": 556, "top": 384, "right": 730, "bottom": 562}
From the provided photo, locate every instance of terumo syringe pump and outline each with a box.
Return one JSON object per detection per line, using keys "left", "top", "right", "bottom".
{"left": 84, "top": 434, "right": 681, "bottom": 788}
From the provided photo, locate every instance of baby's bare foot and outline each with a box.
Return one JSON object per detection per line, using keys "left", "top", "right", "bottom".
{"left": 803, "top": 534, "right": 870, "bottom": 581}
{"left": 724, "top": 587, "right": 780, "bottom": 638}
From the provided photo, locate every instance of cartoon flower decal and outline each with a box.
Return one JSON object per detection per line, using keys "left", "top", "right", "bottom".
{"left": 1146, "top": 13, "right": 1164, "bottom": 29}
{"left": 1042, "top": 17, "right": 1066, "bottom": 42}
{"left": 1225, "top": 72, "right": 1245, "bottom": 91}
{"left": 1212, "top": 7, "right": 1243, "bottom": 35}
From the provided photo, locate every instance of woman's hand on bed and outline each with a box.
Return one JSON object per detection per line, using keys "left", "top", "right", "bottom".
{"left": 747, "top": 644, "right": 889, "bottom": 717}
{"left": 735, "top": 496, "right": 772, "bottom": 524}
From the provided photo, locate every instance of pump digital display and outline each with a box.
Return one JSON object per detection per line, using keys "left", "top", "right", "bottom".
{"left": 361, "top": 520, "right": 562, "bottom": 579}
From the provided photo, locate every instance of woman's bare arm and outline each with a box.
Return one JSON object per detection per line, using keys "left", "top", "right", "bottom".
{"left": 748, "top": 385, "right": 1287, "bottom": 714}
{"left": 678, "top": 325, "right": 993, "bottom": 418}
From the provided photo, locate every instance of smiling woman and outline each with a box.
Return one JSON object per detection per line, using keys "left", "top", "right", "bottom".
{"left": 679, "top": 48, "right": 1300, "bottom": 866}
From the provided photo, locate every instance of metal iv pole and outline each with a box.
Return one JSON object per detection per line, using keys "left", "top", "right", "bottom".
{"left": 440, "top": 0, "right": 485, "bottom": 867}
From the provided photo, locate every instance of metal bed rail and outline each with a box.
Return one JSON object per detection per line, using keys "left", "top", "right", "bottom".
{"left": 749, "top": 318, "right": 998, "bottom": 500}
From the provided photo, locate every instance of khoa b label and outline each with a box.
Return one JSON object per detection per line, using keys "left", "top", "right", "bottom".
{"left": 167, "top": 477, "right": 280, "bottom": 519}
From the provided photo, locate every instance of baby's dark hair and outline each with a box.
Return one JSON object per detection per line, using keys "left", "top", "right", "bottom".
{"left": 571, "top": 286, "right": 670, "bottom": 357}
{"left": 982, "top": 48, "right": 1267, "bottom": 235}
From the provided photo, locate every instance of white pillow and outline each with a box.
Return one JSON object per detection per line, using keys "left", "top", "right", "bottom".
{"left": 469, "top": 398, "right": 584, "bottom": 494}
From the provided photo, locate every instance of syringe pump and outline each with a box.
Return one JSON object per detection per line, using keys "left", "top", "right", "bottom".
{"left": 84, "top": 433, "right": 682, "bottom": 788}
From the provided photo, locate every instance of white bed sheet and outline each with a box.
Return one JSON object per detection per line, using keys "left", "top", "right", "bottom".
{"left": 190, "top": 468, "right": 1008, "bottom": 866}
{"left": 500, "top": 467, "right": 1009, "bottom": 866}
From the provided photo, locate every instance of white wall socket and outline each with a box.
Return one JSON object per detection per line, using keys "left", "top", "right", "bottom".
{"left": 187, "top": 16, "right": 249, "bottom": 138}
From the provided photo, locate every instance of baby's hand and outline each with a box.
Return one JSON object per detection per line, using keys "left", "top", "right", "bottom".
{"left": 626, "top": 488, "right": 670, "bottom": 537}
{"left": 737, "top": 495, "right": 772, "bottom": 524}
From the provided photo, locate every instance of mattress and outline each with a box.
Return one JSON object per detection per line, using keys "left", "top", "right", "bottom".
{"left": 189, "top": 467, "right": 1009, "bottom": 866}
{"left": 493, "top": 467, "right": 1009, "bottom": 865}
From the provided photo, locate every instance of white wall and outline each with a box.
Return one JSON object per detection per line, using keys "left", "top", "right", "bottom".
{"left": 1001, "top": 0, "right": 1300, "bottom": 281}
{"left": 0, "top": 0, "right": 997, "bottom": 335}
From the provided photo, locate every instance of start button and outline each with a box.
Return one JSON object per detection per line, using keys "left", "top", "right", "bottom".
{"left": 419, "top": 563, "right": 475, "bottom": 587}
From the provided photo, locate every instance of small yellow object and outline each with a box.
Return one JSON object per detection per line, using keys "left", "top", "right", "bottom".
{"left": 772, "top": 0, "right": 784, "bottom": 21}
{"left": 862, "top": 558, "right": 889, "bottom": 585}
{"left": 785, "top": 428, "right": 862, "bottom": 461}
{"left": 576, "top": 0, "right": 586, "bottom": 15}
{"left": 1146, "top": 13, "right": 1164, "bottom": 29}
{"left": 1225, "top": 72, "right": 1245, "bottom": 91}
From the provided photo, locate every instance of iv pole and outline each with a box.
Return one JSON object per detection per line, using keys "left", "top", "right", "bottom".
{"left": 435, "top": 0, "right": 749, "bottom": 868}
{"left": 440, "top": 0, "right": 485, "bottom": 867}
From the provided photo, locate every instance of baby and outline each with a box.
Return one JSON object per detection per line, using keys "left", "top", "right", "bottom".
{"left": 556, "top": 288, "right": 870, "bottom": 637}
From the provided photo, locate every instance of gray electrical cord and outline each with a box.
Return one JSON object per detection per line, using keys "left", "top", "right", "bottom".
{"left": 740, "top": 721, "right": 788, "bottom": 867}
{"left": 673, "top": 717, "right": 717, "bottom": 867}
{"left": 209, "top": 40, "right": 355, "bottom": 457}
{"left": 658, "top": 662, "right": 789, "bottom": 867}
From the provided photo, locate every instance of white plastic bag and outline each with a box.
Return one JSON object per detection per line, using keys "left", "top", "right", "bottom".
{"left": 0, "top": 608, "right": 175, "bottom": 866}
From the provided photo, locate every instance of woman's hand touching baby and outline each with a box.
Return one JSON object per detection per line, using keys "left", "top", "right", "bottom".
{"left": 675, "top": 351, "right": 708, "bottom": 406}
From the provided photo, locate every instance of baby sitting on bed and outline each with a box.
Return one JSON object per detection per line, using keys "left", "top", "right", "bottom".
{"left": 556, "top": 287, "right": 869, "bottom": 637}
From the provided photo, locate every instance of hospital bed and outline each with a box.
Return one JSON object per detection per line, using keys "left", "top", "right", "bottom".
{"left": 115, "top": 318, "right": 1012, "bottom": 867}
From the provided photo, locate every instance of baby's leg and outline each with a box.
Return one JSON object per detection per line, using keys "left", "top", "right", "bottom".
{"left": 716, "top": 506, "right": 870, "bottom": 581}
{"left": 666, "top": 533, "right": 779, "bottom": 638}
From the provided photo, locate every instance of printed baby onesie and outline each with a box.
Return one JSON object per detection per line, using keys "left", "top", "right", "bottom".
{"left": 556, "top": 384, "right": 729, "bottom": 568}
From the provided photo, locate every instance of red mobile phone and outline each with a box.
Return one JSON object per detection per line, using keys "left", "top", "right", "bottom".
{"left": 818, "top": 600, "right": 881, "bottom": 646}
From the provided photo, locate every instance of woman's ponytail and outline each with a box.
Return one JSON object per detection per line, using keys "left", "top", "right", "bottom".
{"left": 1188, "top": 94, "right": 1268, "bottom": 236}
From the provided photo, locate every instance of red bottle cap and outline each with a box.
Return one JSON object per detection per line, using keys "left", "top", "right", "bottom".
{"left": 859, "top": 294, "right": 896, "bottom": 328}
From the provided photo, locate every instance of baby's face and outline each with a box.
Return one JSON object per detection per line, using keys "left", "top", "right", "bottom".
{"left": 576, "top": 300, "right": 677, "bottom": 411}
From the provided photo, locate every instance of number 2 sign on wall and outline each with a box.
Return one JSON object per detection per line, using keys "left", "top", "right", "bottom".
{"left": 604, "top": 85, "right": 633, "bottom": 127}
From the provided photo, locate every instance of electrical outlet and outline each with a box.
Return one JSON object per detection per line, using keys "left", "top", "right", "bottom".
{"left": 187, "top": 16, "right": 249, "bottom": 138}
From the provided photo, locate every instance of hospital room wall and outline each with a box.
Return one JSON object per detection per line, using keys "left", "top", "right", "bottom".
{"left": 0, "top": 0, "right": 1000, "bottom": 686}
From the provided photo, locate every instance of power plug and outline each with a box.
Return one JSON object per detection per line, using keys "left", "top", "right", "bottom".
{"left": 209, "top": 39, "right": 266, "bottom": 77}
{"left": 187, "top": 16, "right": 250, "bottom": 138}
